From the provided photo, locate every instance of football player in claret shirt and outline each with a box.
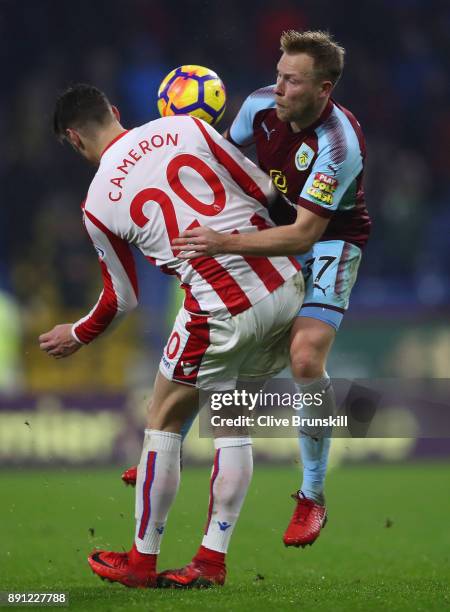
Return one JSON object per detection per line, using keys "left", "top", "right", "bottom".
{"left": 39, "top": 84, "right": 304, "bottom": 588}
{"left": 174, "top": 30, "right": 371, "bottom": 547}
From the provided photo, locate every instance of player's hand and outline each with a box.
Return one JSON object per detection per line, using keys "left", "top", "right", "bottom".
{"left": 39, "top": 324, "right": 82, "bottom": 359}
{"left": 172, "top": 227, "right": 227, "bottom": 258}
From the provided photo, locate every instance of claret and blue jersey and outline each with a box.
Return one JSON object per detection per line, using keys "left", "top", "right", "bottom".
{"left": 228, "top": 85, "right": 371, "bottom": 250}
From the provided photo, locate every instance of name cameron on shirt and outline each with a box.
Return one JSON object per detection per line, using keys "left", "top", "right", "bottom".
{"left": 108, "top": 132, "right": 179, "bottom": 202}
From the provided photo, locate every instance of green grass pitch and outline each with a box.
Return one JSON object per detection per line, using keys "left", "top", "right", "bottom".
{"left": 1, "top": 463, "right": 449, "bottom": 611}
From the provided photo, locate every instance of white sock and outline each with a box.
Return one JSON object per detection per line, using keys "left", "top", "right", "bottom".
{"left": 202, "top": 437, "right": 253, "bottom": 554}
{"left": 134, "top": 429, "right": 181, "bottom": 554}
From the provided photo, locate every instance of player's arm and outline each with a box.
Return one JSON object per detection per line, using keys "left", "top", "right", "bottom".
{"left": 174, "top": 205, "right": 328, "bottom": 257}
{"left": 39, "top": 209, "right": 138, "bottom": 358}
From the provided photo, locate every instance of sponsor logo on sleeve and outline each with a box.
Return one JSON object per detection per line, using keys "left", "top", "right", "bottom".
{"left": 306, "top": 172, "right": 339, "bottom": 205}
{"left": 295, "top": 143, "right": 315, "bottom": 171}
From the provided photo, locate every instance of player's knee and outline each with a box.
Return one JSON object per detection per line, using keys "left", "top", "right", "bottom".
{"left": 290, "top": 344, "right": 325, "bottom": 381}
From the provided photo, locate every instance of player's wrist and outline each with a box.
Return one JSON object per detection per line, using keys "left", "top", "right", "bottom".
{"left": 70, "top": 325, "right": 85, "bottom": 345}
{"left": 221, "top": 232, "right": 238, "bottom": 254}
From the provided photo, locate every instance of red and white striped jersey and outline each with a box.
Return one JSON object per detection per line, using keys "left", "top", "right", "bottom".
{"left": 72, "top": 115, "right": 300, "bottom": 344}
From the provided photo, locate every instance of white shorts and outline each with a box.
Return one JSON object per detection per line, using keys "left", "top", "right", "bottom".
{"left": 159, "top": 273, "right": 304, "bottom": 391}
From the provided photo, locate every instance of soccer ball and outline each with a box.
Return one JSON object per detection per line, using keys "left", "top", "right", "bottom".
{"left": 157, "top": 65, "right": 226, "bottom": 126}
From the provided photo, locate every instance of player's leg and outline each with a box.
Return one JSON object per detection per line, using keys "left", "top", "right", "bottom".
{"left": 282, "top": 316, "right": 335, "bottom": 547}
{"left": 290, "top": 316, "right": 336, "bottom": 504}
{"left": 284, "top": 241, "right": 361, "bottom": 547}
{"left": 88, "top": 372, "right": 200, "bottom": 587}
{"left": 158, "top": 427, "right": 253, "bottom": 588}
{"left": 133, "top": 371, "right": 199, "bottom": 547}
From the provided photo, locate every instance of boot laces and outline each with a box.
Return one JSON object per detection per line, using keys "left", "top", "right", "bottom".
{"left": 291, "top": 493, "right": 314, "bottom": 524}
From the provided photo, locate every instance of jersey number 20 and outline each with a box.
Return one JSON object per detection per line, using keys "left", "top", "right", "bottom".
{"left": 130, "top": 153, "right": 226, "bottom": 254}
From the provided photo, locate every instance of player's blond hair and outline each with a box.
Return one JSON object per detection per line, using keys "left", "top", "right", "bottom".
{"left": 280, "top": 30, "right": 345, "bottom": 85}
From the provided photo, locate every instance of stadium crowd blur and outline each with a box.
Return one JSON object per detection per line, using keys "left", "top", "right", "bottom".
{"left": 1, "top": 0, "right": 449, "bottom": 391}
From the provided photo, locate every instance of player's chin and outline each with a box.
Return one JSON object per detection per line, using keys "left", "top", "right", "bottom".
{"left": 275, "top": 105, "right": 290, "bottom": 122}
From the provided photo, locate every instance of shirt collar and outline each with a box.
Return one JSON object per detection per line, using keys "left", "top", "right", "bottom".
{"left": 100, "top": 130, "right": 129, "bottom": 158}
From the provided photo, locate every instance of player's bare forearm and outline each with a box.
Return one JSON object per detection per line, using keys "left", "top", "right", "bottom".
{"left": 222, "top": 225, "right": 315, "bottom": 256}
{"left": 173, "top": 225, "right": 312, "bottom": 257}
{"left": 172, "top": 208, "right": 329, "bottom": 258}
{"left": 39, "top": 323, "right": 82, "bottom": 359}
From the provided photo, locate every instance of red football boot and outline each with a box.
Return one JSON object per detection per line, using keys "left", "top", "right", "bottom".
{"left": 157, "top": 546, "right": 226, "bottom": 588}
{"left": 88, "top": 543, "right": 157, "bottom": 588}
{"left": 121, "top": 466, "right": 137, "bottom": 487}
{"left": 283, "top": 491, "right": 327, "bottom": 548}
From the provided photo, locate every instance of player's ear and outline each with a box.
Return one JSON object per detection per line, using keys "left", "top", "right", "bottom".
{"left": 111, "top": 105, "right": 121, "bottom": 122}
{"left": 65, "top": 128, "right": 84, "bottom": 151}
{"left": 320, "top": 80, "right": 334, "bottom": 98}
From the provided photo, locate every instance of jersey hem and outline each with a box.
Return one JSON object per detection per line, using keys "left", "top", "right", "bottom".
{"left": 301, "top": 302, "right": 345, "bottom": 314}
{"left": 192, "top": 263, "right": 301, "bottom": 319}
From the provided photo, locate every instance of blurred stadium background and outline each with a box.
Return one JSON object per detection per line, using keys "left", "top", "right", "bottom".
{"left": 0, "top": 0, "right": 449, "bottom": 468}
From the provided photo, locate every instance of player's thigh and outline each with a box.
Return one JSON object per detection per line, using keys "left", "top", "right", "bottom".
{"left": 148, "top": 371, "right": 200, "bottom": 432}
{"left": 239, "top": 273, "right": 305, "bottom": 381}
{"left": 289, "top": 316, "right": 336, "bottom": 380}
{"left": 159, "top": 306, "right": 242, "bottom": 392}
{"left": 297, "top": 240, "right": 362, "bottom": 330}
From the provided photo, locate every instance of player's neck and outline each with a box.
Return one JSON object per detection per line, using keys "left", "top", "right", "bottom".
{"left": 290, "top": 98, "right": 329, "bottom": 133}
{"left": 95, "top": 123, "right": 128, "bottom": 163}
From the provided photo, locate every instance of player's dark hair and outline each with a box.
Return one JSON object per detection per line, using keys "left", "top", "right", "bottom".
{"left": 280, "top": 30, "right": 345, "bottom": 86}
{"left": 53, "top": 84, "right": 114, "bottom": 142}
